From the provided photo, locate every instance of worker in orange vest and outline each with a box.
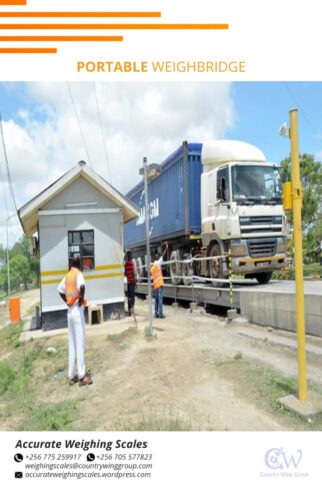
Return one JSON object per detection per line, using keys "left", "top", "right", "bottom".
{"left": 150, "top": 242, "right": 168, "bottom": 318}
{"left": 58, "top": 256, "right": 93, "bottom": 386}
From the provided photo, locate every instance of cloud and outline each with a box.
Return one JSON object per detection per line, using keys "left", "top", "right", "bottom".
{"left": 0, "top": 81, "right": 235, "bottom": 244}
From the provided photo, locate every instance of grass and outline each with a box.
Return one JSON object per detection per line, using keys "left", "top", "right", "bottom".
{"left": 107, "top": 326, "right": 137, "bottom": 344}
{"left": 0, "top": 322, "right": 24, "bottom": 350}
{"left": 112, "top": 413, "right": 191, "bottom": 431}
{"left": 0, "top": 361, "right": 16, "bottom": 395}
{"left": 19, "top": 400, "right": 79, "bottom": 431}
{"left": 303, "top": 262, "right": 322, "bottom": 277}
{"left": 273, "top": 262, "right": 322, "bottom": 280}
{"left": 233, "top": 351, "right": 243, "bottom": 361}
{"left": 0, "top": 324, "right": 79, "bottom": 430}
{"left": 213, "top": 355, "right": 322, "bottom": 429}
{"left": 242, "top": 362, "right": 322, "bottom": 428}
{"left": 250, "top": 366, "right": 298, "bottom": 409}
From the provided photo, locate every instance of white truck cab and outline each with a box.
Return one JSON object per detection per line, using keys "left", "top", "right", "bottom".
{"left": 201, "top": 140, "right": 288, "bottom": 283}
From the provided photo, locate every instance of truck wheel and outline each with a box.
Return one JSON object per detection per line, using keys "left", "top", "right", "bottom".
{"left": 208, "top": 243, "right": 225, "bottom": 286}
{"left": 136, "top": 257, "right": 144, "bottom": 282}
{"left": 255, "top": 272, "right": 272, "bottom": 284}
{"left": 170, "top": 250, "right": 182, "bottom": 285}
{"left": 182, "top": 253, "right": 193, "bottom": 286}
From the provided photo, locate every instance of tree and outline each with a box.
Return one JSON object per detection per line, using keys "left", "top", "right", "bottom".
{"left": 0, "top": 243, "right": 6, "bottom": 266}
{"left": 10, "top": 234, "right": 31, "bottom": 261}
{"left": 280, "top": 153, "right": 322, "bottom": 231}
{"left": 0, "top": 234, "right": 40, "bottom": 295}
{"left": 30, "top": 256, "right": 40, "bottom": 287}
{"left": 280, "top": 153, "right": 322, "bottom": 262}
{"left": 0, "top": 264, "right": 8, "bottom": 293}
{"left": 9, "top": 254, "right": 32, "bottom": 290}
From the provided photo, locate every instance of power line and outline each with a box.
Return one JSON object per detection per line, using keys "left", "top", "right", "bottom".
{"left": 91, "top": 83, "right": 123, "bottom": 264}
{"left": 0, "top": 121, "right": 10, "bottom": 218}
{"left": 0, "top": 113, "right": 18, "bottom": 215}
{"left": 66, "top": 82, "right": 92, "bottom": 168}
{"left": 66, "top": 84, "right": 122, "bottom": 264}
{"left": 282, "top": 82, "right": 317, "bottom": 137}
{"left": 92, "top": 82, "right": 113, "bottom": 184}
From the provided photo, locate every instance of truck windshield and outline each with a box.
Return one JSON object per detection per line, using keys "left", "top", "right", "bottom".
{"left": 231, "top": 164, "right": 282, "bottom": 205}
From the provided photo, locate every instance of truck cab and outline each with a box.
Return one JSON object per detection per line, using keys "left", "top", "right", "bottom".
{"left": 201, "top": 140, "right": 288, "bottom": 283}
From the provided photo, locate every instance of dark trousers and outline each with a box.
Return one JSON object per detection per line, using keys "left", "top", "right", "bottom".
{"left": 154, "top": 286, "right": 164, "bottom": 317}
{"left": 127, "top": 283, "right": 136, "bottom": 314}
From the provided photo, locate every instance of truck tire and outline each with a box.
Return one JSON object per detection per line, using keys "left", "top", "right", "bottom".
{"left": 170, "top": 250, "right": 182, "bottom": 285}
{"left": 208, "top": 243, "right": 225, "bottom": 286}
{"left": 182, "top": 253, "right": 193, "bottom": 286}
{"left": 255, "top": 272, "right": 272, "bottom": 284}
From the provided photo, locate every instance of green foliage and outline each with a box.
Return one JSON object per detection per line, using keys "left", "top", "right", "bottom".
{"left": 251, "top": 366, "right": 298, "bottom": 411}
{"left": 10, "top": 234, "right": 30, "bottom": 260}
{"left": 280, "top": 153, "right": 322, "bottom": 230}
{"left": 0, "top": 243, "right": 6, "bottom": 265}
{"left": 107, "top": 326, "right": 137, "bottom": 343}
{"left": 9, "top": 254, "right": 32, "bottom": 290}
{"left": 0, "top": 322, "right": 23, "bottom": 348}
{"left": 113, "top": 413, "right": 191, "bottom": 431}
{"left": 30, "top": 256, "right": 40, "bottom": 287}
{"left": 280, "top": 153, "right": 322, "bottom": 263}
{"left": 20, "top": 400, "right": 80, "bottom": 431}
{"left": 0, "top": 362, "right": 16, "bottom": 395}
{"left": 0, "top": 234, "right": 39, "bottom": 294}
{"left": 273, "top": 263, "right": 322, "bottom": 280}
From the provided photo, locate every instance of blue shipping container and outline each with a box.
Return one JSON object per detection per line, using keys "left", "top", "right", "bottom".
{"left": 124, "top": 142, "right": 202, "bottom": 250}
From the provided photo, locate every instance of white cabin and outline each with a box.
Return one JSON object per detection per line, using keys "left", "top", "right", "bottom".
{"left": 18, "top": 161, "right": 139, "bottom": 330}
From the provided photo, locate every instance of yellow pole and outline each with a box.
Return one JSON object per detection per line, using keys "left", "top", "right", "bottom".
{"left": 290, "top": 108, "right": 307, "bottom": 402}
{"left": 229, "top": 249, "right": 233, "bottom": 309}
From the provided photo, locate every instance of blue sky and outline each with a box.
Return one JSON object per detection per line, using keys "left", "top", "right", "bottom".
{"left": 228, "top": 82, "right": 322, "bottom": 164}
{"left": 1, "top": 81, "right": 322, "bottom": 246}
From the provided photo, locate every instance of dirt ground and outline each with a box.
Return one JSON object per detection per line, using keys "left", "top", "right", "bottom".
{"left": 1, "top": 288, "right": 322, "bottom": 431}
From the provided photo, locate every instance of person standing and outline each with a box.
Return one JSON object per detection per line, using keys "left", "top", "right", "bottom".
{"left": 124, "top": 251, "right": 136, "bottom": 315}
{"left": 58, "top": 256, "right": 92, "bottom": 386}
{"left": 150, "top": 243, "right": 168, "bottom": 318}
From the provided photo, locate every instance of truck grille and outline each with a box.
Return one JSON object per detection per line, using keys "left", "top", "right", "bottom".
{"left": 247, "top": 238, "right": 277, "bottom": 258}
{"left": 248, "top": 216, "right": 274, "bottom": 224}
{"left": 240, "top": 216, "right": 283, "bottom": 235}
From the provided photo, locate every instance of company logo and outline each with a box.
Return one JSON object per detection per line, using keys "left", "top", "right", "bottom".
{"left": 136, "top": 198, "right": 159, "bottom": 226}
{"left": 264, "top": 447, "right": 302, "bottom": 470}
{"left": 260, "top": 447, "right": 308, "bottom": 478}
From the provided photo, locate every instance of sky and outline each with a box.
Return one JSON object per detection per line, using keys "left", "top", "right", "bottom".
{"left": 1, "top": 81, "right": 322, "bottom": 247}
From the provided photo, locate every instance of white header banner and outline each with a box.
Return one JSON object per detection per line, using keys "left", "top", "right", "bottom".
{"left": 0, "top": 0, "right": 319, "bottom": 80}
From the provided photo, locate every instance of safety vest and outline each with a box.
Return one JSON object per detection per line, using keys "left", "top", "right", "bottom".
{"left": 65, "top": 267, "right": 81, "bottom": 307}
{"left": 151, "top": 262, "right": 164, "bottom": 290}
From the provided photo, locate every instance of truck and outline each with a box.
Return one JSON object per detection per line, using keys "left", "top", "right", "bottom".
{"left": 124, "top": 140, "right": 288, "bottom": 285}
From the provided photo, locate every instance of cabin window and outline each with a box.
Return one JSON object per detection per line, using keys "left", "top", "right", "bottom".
{"left": 68, "top": 230, "right": 95, "bottom": 271}
{"left": 217, "top": 166, "right": 230, "bottom": 202}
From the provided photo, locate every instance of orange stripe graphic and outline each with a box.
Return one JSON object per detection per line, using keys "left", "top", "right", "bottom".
{"left": 0, "top": 36, "right": 123, "bottom": 41}
{"left": 0, "top": 0, "right": 26, "bottom": 4}
{"left": 0, "top": 11, "right": 162, "bottom": 18}
{"left": 0, "top": 23, "right": 229, "bottom": 30}
{"left": 0, "top": 47, "right": 57, "bottom": 53}
{"left": 0, "top": 9, "right": 228, "bottom": 57}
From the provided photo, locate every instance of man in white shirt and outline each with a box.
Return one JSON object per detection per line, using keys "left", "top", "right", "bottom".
{"left": 58, "top": 256, "right": 92, "bottom": 386}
